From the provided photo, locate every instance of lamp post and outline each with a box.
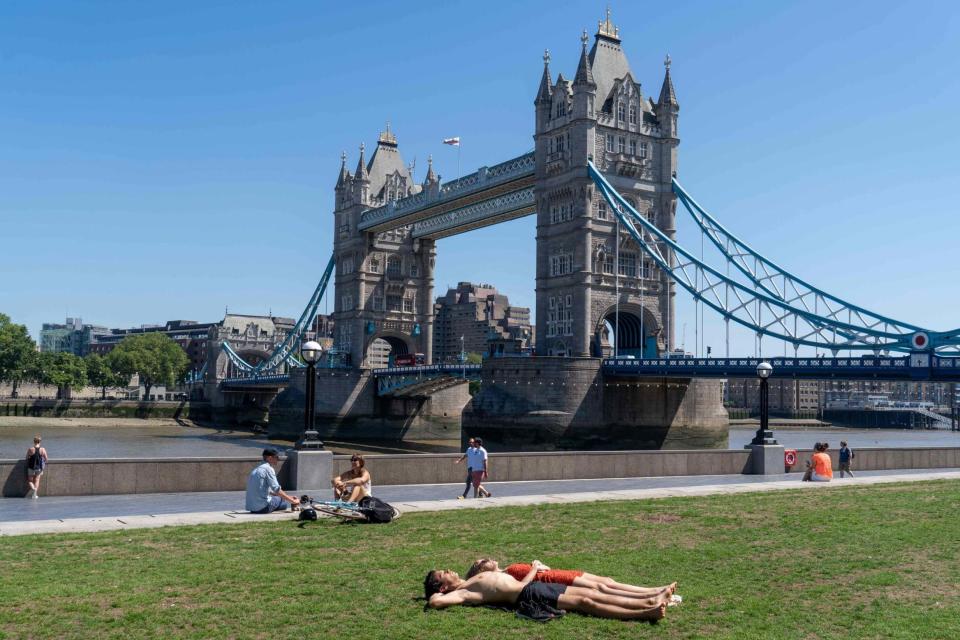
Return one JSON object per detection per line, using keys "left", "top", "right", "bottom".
{"left": 751, "top": 361, "right": 777, "bottom": 445}
{"left": 298, "top": 340, "right": 324, "bottom": 449}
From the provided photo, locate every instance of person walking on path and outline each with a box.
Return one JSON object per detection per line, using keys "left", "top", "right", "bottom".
{"left": 454, "top": 438, "right": 477, "bottom": 500}
{"left": 25, "top": 436, "right": 47, "bottom": 499}
{"left": 838, "top": 441, "right": 855, "bottom": 478}
{"left": 245, "top": 448, "right": 300, "bottom": 514}
{"left": 467, "top": 438, "right": 491, "bottom": 498}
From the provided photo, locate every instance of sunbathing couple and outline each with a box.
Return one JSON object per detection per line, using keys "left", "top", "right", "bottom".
{"left": 425, "top": 558, "right": 678, "bottom": 621}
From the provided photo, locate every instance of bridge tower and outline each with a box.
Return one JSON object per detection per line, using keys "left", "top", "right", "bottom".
{"left": 534, "top": 10, "right": 678, "bottom": 358}
{"left": 332, "top": 126, "right": 437, "bottom": 368}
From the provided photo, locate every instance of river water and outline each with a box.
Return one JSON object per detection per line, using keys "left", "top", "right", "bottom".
{"left": 2, "top": 423, "right": 959, "bottom": 459}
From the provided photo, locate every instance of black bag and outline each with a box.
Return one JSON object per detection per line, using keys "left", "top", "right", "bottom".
{"left": 357, "top": 496, "right": 396, "bottom": 523}
{"left": 299, "top": 508, "right": 318, "bottom": 521}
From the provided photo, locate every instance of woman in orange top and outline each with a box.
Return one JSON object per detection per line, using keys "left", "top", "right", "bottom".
{"left": 466, "top": 558, "right": 676, "bottom": 601}
{"left": 810, "top": 442, "right": 833, "bottom": 482}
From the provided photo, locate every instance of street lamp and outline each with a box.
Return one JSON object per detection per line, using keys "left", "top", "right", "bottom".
{"left": 298, "top": 340, "right": 324, "bottom": 450}
{"left": 751, "top": 361, "right": 777, "bottom": 445}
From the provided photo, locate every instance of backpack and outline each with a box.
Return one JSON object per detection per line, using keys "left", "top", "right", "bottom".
{"left": 357, "top": 496, "right": 397, "bottom": 524}
{"left": 27, "top": 447, "right": 43, "bottom": 471}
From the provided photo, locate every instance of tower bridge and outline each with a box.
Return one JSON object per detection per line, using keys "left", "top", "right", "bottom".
{"left": 209, "top": 10, "right": 960, "bottom": 447}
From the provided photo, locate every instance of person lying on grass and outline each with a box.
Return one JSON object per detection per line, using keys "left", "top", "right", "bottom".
{"left": 424, "top": 561, "right": 668, "bottom": 621}
{"left": 466, "top": 558, "right": 677, "bottom": 604}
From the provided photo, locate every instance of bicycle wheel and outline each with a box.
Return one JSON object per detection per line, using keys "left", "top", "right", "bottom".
{"left": 314, "top": 504, "right": 366, "bottom": 521}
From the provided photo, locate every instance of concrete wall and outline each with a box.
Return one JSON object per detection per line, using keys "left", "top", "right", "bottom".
{"left": 0, "top": 399, "right": 212, "bottom": 421}
{"left": 464, "top": 357, "right": 728, "bottom": 450}
{"left": 1, "top": 457, "right": 289, "bottom": 498}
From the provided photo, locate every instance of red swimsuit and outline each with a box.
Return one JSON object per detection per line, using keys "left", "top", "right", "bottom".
{"left": 505, "top": 563, "right": 584, "bottom": 585}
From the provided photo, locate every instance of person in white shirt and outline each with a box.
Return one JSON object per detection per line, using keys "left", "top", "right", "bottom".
{"left": 465, "top": 438, "right": 491, "bottom": 498}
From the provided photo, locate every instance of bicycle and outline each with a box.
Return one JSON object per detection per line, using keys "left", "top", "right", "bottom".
{"left": 298, "top": 494, "right": 402, "bottom": 523}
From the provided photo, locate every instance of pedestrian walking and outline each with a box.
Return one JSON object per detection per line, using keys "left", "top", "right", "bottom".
{"left": 454, "top": 438, "right": 477, "bottom": 500}
{"left": 838, "top": 440, "right": 855, "bottom": 478}
{"left": 25, "top": 436, "right": 48, "bottom": 499}
{"left": 469, "top": 437, "right": 491, "bottom": 498}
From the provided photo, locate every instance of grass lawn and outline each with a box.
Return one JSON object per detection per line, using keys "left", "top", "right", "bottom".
{"left": 2, "top": 481, "right": 959, "bottom": 639}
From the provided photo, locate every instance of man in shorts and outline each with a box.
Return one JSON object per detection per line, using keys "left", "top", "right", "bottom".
{"left": 424, "top": 561, "right": 668, "bottom": 621}
{"left": 466, "top": 558, "right": 677, "bottom": 602}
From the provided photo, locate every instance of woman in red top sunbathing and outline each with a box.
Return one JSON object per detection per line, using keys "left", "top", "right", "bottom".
{"left": 466, "top": 558, "right": 677, "bottom": 602}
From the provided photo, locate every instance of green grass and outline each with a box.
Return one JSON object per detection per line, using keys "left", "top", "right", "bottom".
{"left": 2, "top": 481, "right": 960, "bottom": 639}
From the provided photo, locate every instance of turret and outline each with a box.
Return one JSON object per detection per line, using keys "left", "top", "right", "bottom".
{"left": 352, "top": 142, "right": 370, "bottom": 205}
{"left": 534, "top": 49, "right": 553, "bottom": 132}
{"left": 572, "top": 30, "right": 596, "bottom": 120}
{"left": 334, "top": 151, "right": 352, "bottom": 209}
{"left": 657, "top": 55, "right": 679, "bottom": 138}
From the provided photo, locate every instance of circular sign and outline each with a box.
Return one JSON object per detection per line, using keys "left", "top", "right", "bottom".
{"left": 911, "top": 332, "right": 930, "bottom": 350}
{"left": 784, "top": 450, "right": 797, "bottom": 466}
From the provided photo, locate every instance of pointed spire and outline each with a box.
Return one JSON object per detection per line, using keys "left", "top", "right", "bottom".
{"left": 423, "top": 154, "right": 438, "bottom": 186}
{"left": 335, "top": 150, "right": 350, "bottom": 189}
{"left": 354, "top": 142, "right": 369, "bottom": 182}
{"left": 535, "top": 48, "right": 553, "bottom": 104}
{"left": 658, "top": 54, "right": 678, "bottom": 107}
{"left": 573, "top": 29, "right": 596, "bottom": 88}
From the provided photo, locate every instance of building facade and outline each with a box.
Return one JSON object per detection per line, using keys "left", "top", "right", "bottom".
{"left": 432, "top": 282, "right": 533, "bottom": 363}
{"left": 39, "top": 317, "right": 110, "bottom": 356}
{"left": 534, "top": 12, "right": 678, "bottom": 358}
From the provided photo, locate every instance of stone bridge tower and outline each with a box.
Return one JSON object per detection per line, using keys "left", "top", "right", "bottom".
{"left": 534, "top": 10, "right": 679, "bottom": 358}
{"left": 332, "top": 126, "right": 437, "bottom": 368}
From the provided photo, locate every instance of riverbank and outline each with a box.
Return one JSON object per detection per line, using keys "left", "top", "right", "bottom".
{"left": 0, "top": 416, "right": 210, "bottom": 429}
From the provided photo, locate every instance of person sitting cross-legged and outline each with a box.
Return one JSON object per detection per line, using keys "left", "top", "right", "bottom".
{"left": 245, "top": 448, "right": 300, "bottom": 514}
{"left": 466, "top": 558, "right": 678, "bottom": 604}
{"left": 424, "top": 561, "right": 668, "bottom": 622}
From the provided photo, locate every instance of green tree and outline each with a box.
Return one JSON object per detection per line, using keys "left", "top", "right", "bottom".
{"left": 107, "top": 333, "right": 189, "bottom": 400}
{"left": 0, "top": 313, "right": 37, "bottom": 398}
{"left": 85, "top": 353, "right": 126, "bottom": 400}
{"left": 29, "top": 351, "right": 87, "bottom": 399}
{"left": 466, "top": 352, "right": 484, "bottom": 365}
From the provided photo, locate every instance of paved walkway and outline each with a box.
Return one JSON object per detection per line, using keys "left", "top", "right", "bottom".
{"left": 2, "top": 468, "right": 959, "bottom": 536}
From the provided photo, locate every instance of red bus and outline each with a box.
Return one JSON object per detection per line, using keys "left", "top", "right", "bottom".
{"left": 393, "top": 353, "right": 425, "bottom": 367}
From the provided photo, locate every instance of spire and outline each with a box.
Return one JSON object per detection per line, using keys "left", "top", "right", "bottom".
{"left": 658, "top": 54, "right": 678, "bottom": 107}
{"left": 535, "top": 48, "right": 553, "bottom": 105}
{"left": 597, "top": 6, "right": 620, "bottom": 42}
{"left": 573, "top": 29, "right": 596, "bottom": 88}
{"left": 423, "top": 154, "right": 438, "bottom": 186}
{"left": 354, "top": 142, "right": 369, "bottom": 182}
{"left": 335, "top": 150, "right": 350, "bottom": 189}
{"left": 378, "top": 120, "right": 397, "bottom": 147}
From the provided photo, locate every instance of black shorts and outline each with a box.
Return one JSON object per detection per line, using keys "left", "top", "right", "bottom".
{"left": 515, "top": 582, "right": 567, "bottom": 621}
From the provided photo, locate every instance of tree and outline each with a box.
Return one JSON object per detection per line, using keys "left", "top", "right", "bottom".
{"left": 0, "top": 313, "right": 37, "bottom": 398}
{"left": 30, "top": 351, "right": 86, "bottom": 399}
{"left": 85, "top": 353, "right": 126, "bottom": 400}
{"left": 466, "top": 352, "right": 484, "bottom": 365}
{"left": 107, "top": 333, "right": 189, "bottom": 400}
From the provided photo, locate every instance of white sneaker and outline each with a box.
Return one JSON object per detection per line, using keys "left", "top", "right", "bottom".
{"left": 32, "top": 490, "right": 39, "bottom": 500}
{"left": 26, "top": 487, "right": 36, "bottom": 499}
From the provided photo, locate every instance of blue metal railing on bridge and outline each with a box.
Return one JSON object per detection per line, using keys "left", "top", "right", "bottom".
{"left": 221, "top": 374, "right": 290, "bottom": 387}
{"left": 602, "top": 355, "right": 960, "bottom": 382}
{"left": 373, "top": 364, "right": 481, "bottom": 395}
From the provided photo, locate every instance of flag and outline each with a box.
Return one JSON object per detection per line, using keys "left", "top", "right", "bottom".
{"left": 443, "top": 137, "right": 460, "bottom": 147}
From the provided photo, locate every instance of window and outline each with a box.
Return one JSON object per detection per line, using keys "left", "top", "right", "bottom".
{"left": 403, "top": 296, "right": 415, "bottom": 313}
{"left": 372, "top": 294, "right": 383, "bottom": 311}
{"left": 341, "top": 255, "right": 354, "bottom": 275}
{"left": 556, "top": 100, "right": 566, "bottom": 117}
{"left": 554, "top": 134, "right": 565, "bottom": 153}
{"left": 629, "top": 139, "right": 637, "bottom": 156}
{"left": 640, "top": 260, "right": 653, "bottom": 279}
{"left": 617, "top": 101, "right": 625, "bottom": 122}
{"left": 340, "top": 294, "right": 354, "bottom": 311}
{"left": 547, "top": 295, "right": 574, "bottom": 337}
{"left": 386, "top": 256, "right": 401, "bottom": 277}
{"left": 550, "top": 253, "right": 573, "bottom": 276}
{"left": 645, "top": 209, "right": 656, "bottom": 225}
{"left": 369, "top": 255, "right": 381, "bottom": 274}
{"left": 339, "top": 222, "right": 350, "bottom": 238}
{"left": 618, "top": 252, "right": 637, "bottom": 277}
{"left": 550, "top": 203, "right": 573, "bottom": 224}
{"left": 617, "top": 136, "right": 626, "bottom": 154}
{"left": 640, "top": 141, "right": 648, "bottom": 159}
{"left": 595, "top": 200, "right": 607, "bottom": 220}
{"left": 601, "top": 252, "right": 614, "bottom": 274}
{"left": 629, "top": 104, "right": 637, "bottom": 125}
{"left": 606, "top": 134, "right": 614, "bottom": 152}
{"left": 387, "top": 295, "right": 402, "bottom": 312}
{"left": 409, "top": 261, "right": 419, "bottom": 277}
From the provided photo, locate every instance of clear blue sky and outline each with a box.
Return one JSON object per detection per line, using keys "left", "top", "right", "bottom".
{"left": 2, "top": 1, "right": 958, "bottom": 356}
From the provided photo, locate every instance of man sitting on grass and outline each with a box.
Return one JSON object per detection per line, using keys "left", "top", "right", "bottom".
{"left": 424, "top": 561, "right": 668, "bottom": 621}
{"left": 466, "top": 558, "right": 678, "bottom": 605}
{"left": 245, "top": 448, "right": 300, "bottom": 514}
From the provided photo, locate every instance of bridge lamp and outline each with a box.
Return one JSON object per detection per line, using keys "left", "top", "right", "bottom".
{"left": 298, "top": 340, "right": 324, "bottom": 449}
{"left": 750, "top": 361, "right": 777, "bottom": 446}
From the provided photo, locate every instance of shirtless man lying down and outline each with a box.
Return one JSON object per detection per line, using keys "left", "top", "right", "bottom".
{"left": 466, "top": 558, "right": 677, "bottom": 604}
{"left": 424, "top": 561, "right": 667, "bottom": 621}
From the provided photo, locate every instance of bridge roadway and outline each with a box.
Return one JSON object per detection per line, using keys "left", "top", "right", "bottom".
{"left": 4, "top": 468, "right": 960, "bottom": 534}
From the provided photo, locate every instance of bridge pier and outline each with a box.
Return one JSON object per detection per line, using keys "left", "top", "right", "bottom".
{"left": 463, "top": 357, "right": 728, "bottom": 451}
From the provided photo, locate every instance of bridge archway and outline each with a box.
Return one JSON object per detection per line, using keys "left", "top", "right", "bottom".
{"left": 365, "top": 332, "right": 413, "bottom": 368}
{"left": 594, "top": 304, "right": 660, "bottom": 358}
{"left": 215, "top": 348, "right": 271, "bottom": 379}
